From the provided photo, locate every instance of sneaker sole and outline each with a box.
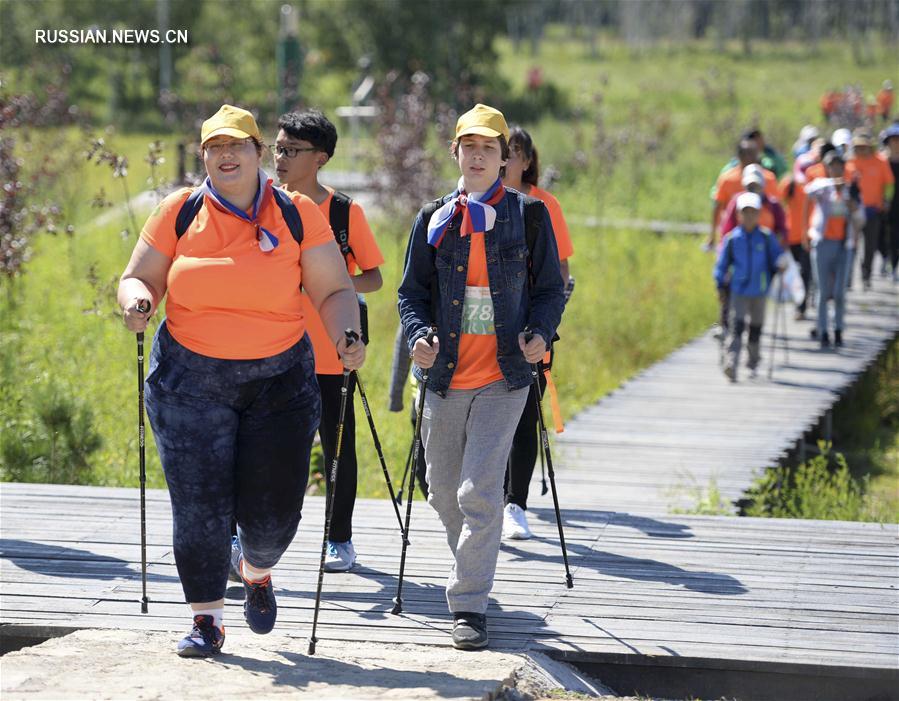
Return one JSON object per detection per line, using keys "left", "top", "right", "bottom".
{"left": 452, "top": 638, "right": 489, "bottom": 650}
{"left": 506, "top": 531, "right": 532, "bottom": 540}
{"left": 177, "top": 645, "right": 221, "bottom": 658}
{"left": 323, "top": 561, "right": 355, "bottom": 573}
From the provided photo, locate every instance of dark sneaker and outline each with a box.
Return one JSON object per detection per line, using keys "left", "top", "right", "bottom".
{"left": 723, "top": 363, "right": 736, "bottom": 382}
{"left": 809, "top": 327, "right": 818, "bottom": 340}
{"left": 177, "top": 615, "right": 224, "bottom": 658}
{"left": 228, "top": 536, "right": 242, "bottom": 583}
{"left": 241, "top": 572, "right": 277, "bottom": 634}
{"left": 452, "top": 612, "right": 488, "bottom": 650}
{"left": 820, "top": 332, "right": 831, "bottom": 349}
{"left": 834, "top": 330, "right": 843, "bottom": 347}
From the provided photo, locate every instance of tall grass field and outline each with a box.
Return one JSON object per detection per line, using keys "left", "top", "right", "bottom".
{"left": 2, "top": 35, "right": 896, "bottom": 505}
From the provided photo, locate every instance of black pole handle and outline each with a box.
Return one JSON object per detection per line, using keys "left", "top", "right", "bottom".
{"left": 136, "top": 299, "right": 151, "bottom": 314}
{"left": 344, "top": 328, "right": 359, "bottom": 347}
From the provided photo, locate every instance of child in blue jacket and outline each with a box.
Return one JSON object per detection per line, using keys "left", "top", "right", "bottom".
{"left": 714, "top": 192, "right": 787, "bottom": 381}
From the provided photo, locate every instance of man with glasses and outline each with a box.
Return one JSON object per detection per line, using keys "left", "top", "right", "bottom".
{"left": 273, "top": 110, "right": 384, "bottom": 573}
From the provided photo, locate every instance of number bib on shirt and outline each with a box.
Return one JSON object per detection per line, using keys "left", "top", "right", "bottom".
{"left": 462, "top": 286, "right": 495, "bottom": 335}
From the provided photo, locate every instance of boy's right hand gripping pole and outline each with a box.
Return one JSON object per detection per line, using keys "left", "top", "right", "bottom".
{"left": 391, "top": 328, "right": 436, "bottom": 615}
{"left": 525, "top": 331, "right": 574, "bottom": 589}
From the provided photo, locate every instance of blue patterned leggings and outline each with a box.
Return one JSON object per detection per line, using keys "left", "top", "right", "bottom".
{"left": 145, "top": 322, "right": 321, "bottom": 603}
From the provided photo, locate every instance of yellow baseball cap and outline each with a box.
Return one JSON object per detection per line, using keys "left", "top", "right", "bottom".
{"left": 201, "top": 104, "right": 262, "bottom": 145}
{"left": 455, "top": 103, "right": 510, "bottom": 141}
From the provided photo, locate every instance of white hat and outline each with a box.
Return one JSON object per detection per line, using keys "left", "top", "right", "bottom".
{"left": 736, "top": 192, "right": 762, "bottom": 211}
{"left": 798, "top": 124, "right": 820, "bottom": 143}
{"left": 741, "top": 164, "right": 766, "bottom": 187}
{"left": 832, "top": 128, "right": 852, "bottom": 148}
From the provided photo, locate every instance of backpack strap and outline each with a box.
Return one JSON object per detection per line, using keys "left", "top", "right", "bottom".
{"left": 174, "top": 189, "right": 205, "bottom": 239}
{"left": 175, "top": 186, "right": 304, "bottom": 247}
{"left": 272, "top": 187, "right": 304, "bottom": 246}
{"left": 328, "top": 190, "right": 353, "bottom": 260}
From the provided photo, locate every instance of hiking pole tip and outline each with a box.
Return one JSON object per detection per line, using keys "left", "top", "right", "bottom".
{"left": 307, "top": 637, "right": 316, "bottom": 655}
{"left": 391, "top": 597, "right": 403, "bottom": 615}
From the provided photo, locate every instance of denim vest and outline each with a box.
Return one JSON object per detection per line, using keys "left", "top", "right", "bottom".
{"left": 397, "top": 189, "right": 565, "bottom": 396}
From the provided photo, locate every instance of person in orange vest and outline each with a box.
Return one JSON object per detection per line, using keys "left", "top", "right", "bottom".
{"left": 877, "top": 81, "right": 894, "bottom": 122}
{"left": 820, "top": 89, "right": 839, "bottom": 122}
{"left": 847, "top": 127, "right": 895, "bottom": 287}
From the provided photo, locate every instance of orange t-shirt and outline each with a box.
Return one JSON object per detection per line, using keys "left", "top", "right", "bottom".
{"left": 527, "top": 186, "right": 574, "bottom": 260}
{"left": 449, "top": 230, "right": 504, "bottom": 390}
{"left": 713, "top": 165, "right": 778, "bottom": 225}
{"left": 141, "top": 185, "right": 333, "bottom": 359}
{"left": 848, "top": 154, "right": 894, "bottom": 208}
{"left": 300, "top": 189, "right": 384, "bottom": 375}
{"left": 778, "top": 176, "right": 806, "bottom": 246}
{"left": 878, "top": 88, "right": 894, "bottom": 117}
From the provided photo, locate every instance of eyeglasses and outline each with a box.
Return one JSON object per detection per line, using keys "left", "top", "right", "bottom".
{"left": 204, "top": 139, "right": 254, "bottom": 155}
{"left": 269, "top": 144, "right": 318, "bottom": 158}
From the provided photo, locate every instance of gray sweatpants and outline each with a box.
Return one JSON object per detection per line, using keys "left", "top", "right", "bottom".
{"left": 422, "top": 380, "right": 529, "bottom": 615}
{"left": 726, "top": 294, "right": 767, "bottom": 371}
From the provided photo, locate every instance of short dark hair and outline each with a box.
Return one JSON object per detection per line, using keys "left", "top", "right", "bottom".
{"left": 509, "top": 126, "right": 540, "bottom": 187}
{"left": 277, "top": 109, "right": 338, "bottom": 157}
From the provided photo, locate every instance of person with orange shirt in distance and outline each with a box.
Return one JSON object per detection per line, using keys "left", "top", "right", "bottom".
{"left": 398, "top": 104, "right": 564, "bottom": 650}
{"left": 117, "top": 105, "right": 363, "bottom": 657}
{"left": 779, "top": 168, "right": 813, "bottom": 320}
{"left": 802, "top": 151, "right": 865, "bottom": 348}
{"left": 847, "top": 127, "right": 895, "bottom": 288}
{"left": 272, "top": 110, "right": 384, "bottom": 573}
{"left": 500, "top": 125, "right": 573, "bottom": 540}
{"left": 706, "top": 139, "right": 777, "bottom": 251}
{"left": 877, "top": 81, "right": 894, "bottom": 122}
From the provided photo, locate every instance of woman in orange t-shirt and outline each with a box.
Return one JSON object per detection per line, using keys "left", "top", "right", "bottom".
{"left": 117, "top": 105, "right": 363, "bottom": 657}
{"left": 500, "top": 125, "right": 573, "bottom": 540}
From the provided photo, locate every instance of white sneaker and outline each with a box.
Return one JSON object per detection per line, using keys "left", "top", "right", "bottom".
{"left": 324, "top": 540, "right": 356, "bottom": 572}
{"left": 503, "top": 503, "right": 533, "bottom": 540}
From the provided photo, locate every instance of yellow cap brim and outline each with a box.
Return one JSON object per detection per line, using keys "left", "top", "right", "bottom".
{"left": 201, "top": 126, "right": 255, "bottom": 145}
{"left": 456, "top": 125, "right": 504, "bottom": 139}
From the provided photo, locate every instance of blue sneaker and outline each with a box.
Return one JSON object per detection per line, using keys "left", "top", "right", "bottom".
{"left": 324, "top": 540, "right": 357, "bottom": 572}
{"left": 228, "top": 536, "right": 242, "bottom": 583}
{"left": 241, "top": 571, "right": 277, "bottom": 634}
{"left": 177, "top": 615, "right": 224, "bottom": 657}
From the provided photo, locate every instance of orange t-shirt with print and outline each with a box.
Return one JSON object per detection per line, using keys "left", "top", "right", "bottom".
{"left": 141, "top": 185, "right": 333, "bottom": 359}
{"left": 848, "top": 153, "right": 894, "bottom": 208}
{"left": 449, "top": 230, "right": 504, "bottom": 390}
{"left": 527, "top": 186, "right": 574, "bottom": 260}
{"left": 300, "top": 188, "right": 384, "bottom": 375}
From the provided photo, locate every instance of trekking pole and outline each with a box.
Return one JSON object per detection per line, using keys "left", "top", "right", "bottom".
{"left": 135, "top": 299, "right": 151, "bottom": 614}
{"left": 779, "top": 275, "right": 790, "bottom": 365}
{"left": 353, "top": 371, "right": 405, "bottom": 536}
{"left": 391, "top": 329, "right": 435, "bottom": 615}
{"left": 395, "top": 434, "right": 415, "bottom": 505}
{"left": 525, "top": 332, "right": 574, "bottom": 589}
{"left": 309, "top": 329, "right": 358, "bottom": 656}
{"left": 768, "top": 273, "right": 782, "bottom": 380}
{"left": 538, "top": 425, "right": 549, "bottom": 496}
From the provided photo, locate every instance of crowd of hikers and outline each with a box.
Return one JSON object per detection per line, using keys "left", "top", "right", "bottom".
{"left": 116, "top": 88, "right": 897, "bottom": 659}
{"left": 708, "top": 108, "right": 898, "bottom": 382}
{"left": 118, "top": 102, "right": 572, "bottom": 657}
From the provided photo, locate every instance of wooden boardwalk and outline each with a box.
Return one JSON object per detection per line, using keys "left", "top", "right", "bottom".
{"left": 558, "top": 276, "right": 899, "bottom": 513}
{"left": 1, "top": 272, "right": 897, "bottom": 698}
